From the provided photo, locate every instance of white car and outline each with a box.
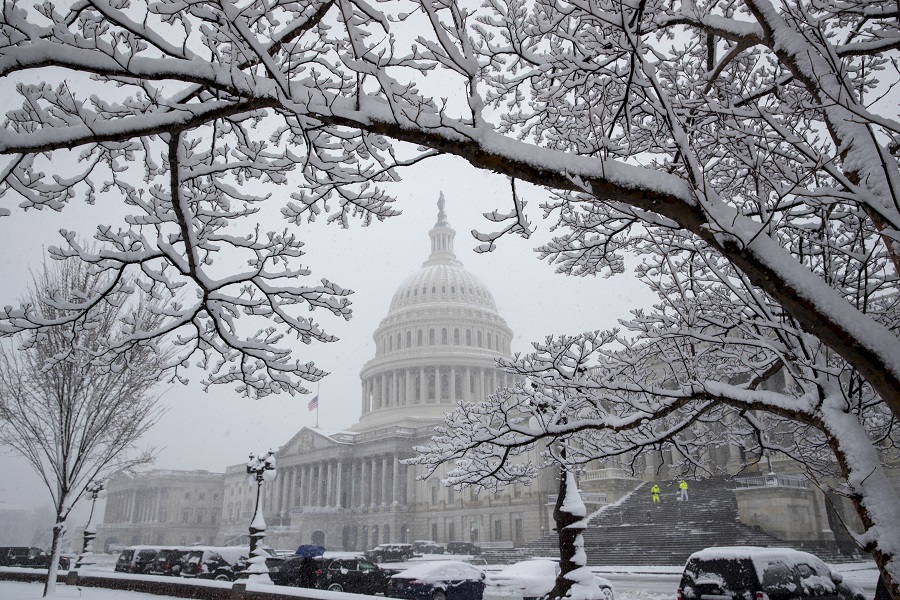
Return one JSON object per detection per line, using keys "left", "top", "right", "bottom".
{"left": 487, "top": 559, "right": 614, "bottom": 600}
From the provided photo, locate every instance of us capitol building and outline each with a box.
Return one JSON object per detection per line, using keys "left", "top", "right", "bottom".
{"left": 97, "top": 198, "right": 558, "bottom": 551}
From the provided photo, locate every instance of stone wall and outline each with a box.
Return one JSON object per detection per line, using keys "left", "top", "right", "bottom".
{"left": 734, "top": 485, "right": 833, "bottom": 541}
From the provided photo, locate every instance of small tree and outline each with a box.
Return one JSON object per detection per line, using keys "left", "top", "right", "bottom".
{"left": 0, "top": 257, "right": 167, "bottom": 597}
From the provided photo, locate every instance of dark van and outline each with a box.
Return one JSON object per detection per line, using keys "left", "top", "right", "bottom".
{"left": 678, "top": 547, "right": 864, "bottom": 600}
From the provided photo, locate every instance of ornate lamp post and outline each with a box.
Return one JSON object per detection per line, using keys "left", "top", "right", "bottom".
{"left": 74, "top": 480, "right": 106, "bottom": 572}
{"left": 244, "top": 450, "right": 277, "bottom": 582}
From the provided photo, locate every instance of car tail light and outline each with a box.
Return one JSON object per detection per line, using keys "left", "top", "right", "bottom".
{"left": 756, "top": 593, "right": 770, "bottom": 600}
{"left": 677, "top": 589, "right": 683, "bottom": 600}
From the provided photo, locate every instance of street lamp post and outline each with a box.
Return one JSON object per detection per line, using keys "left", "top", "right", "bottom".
{"left": 244, "top": 450, "right": 277, "bottom": 583}
{"left": 74, "top": 480, "right": 106, "bottom": 572}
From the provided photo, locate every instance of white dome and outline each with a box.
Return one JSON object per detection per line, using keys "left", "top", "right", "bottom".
{"left": 353, "top": 196, "right": 516, "bottom": 430}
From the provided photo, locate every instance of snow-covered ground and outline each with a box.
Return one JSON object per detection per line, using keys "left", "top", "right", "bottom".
{"left": 0, "top": 562, "right": 881, "bottom": 600}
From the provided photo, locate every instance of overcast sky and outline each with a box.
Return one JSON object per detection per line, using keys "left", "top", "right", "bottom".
{"left": 0, "top": 151, "right": 655, "bottom": 520}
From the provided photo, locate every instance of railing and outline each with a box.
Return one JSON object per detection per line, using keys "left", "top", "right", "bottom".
{"left": 734, "top": 474, "right": 809, "bottom": 489}
{"left": 579, "top": 468, "right": 641, "bottom": 481}
{"left": 547, "top": 492, "right": 608, "bottom": 504}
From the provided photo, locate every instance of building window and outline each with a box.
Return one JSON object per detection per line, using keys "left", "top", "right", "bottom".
{"left": 487, "top": 333, "right": 492, "bottom": 349}
{"left": 185, "top": 492, "right": 191, "bottom": 499}
{"left": 407, "top": 331, "right": 412, "bottom": 347}
{"left": 477, "top": 331, "right": 483, "bottom": 347}
{"left": 447, "top": 488, "right": 455, "bottom": 504}
{"left": 196, "top": 510, "right": 204, "bottom": 524}
{"left": 454, "top": 329, "right": 460, "bottom": 345}
{"left": 448, "top": 522, "right": 456, "bottom": 541}
{"left": 466, "top": 330, "right": 472, "bottom": 346}
{"left": 389, "top": 336, "right": 393, "bottom": 351}
{"left": 429, "top": 329, "right": 435, "bottom": 345}
{"left": 182, "top": 510, "right": 190, "bottom": 523}
{"left": 397, "top": 333, "right": 402, "bottom": 349}
{"left": 199, "top": 493, "right": 205, "bottom": 500}
{"left": 494, "top": 520, "right": 502, "bottom": 541}
{"left": 418, "top": 330, "right": 423, "bottom": 346}
{"left": 442, "top": 328, "right": 448, "bottom": 345}
{"left": 431, "top": 487, "right": 439, "bottom": 505}
{"left": 431, "top": 523, "right": 438, "bottom": 541}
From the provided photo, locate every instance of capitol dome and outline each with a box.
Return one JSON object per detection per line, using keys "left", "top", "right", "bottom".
{"left": 354, "top": 195, "right": 516, "bottom": 430}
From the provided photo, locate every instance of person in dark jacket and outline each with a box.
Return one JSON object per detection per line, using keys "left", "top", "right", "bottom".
{"left": 875, "top": 576, "right": 890, "bottom": 600}
{"left": 298, "top": 557, "right": 317, "bottom": 588}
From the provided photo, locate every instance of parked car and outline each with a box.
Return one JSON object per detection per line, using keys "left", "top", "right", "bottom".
{"left": 446, "top": 542, "right": 481, "bottom": 556}
{"left": 678, "top": 546, "right": 864, "bottom": 600}
{"left": 147, "top": 548, "right": 191, "bottom": 576}
{"left": 388, "top": 560, "right": 486, "bottom": 600}
{"left": 114, "top": 547, "right": 160, "bottom": 574}
{"left": 487, "top": 559, "right": 614, "bottom": 600}
{"left": 272, "top": 555, "right": 397, "bottom": 593}
{"left": 182, "top": 547, "right": 248, "bottom": 579}
{"left": 414, "top": 540, "right": 446, "bottom": 555}
{"left": 0, "top": 546, "right": 69, "bottom": 570}
{"left": 365, "top": 543, "right": 415, "bottom": 563}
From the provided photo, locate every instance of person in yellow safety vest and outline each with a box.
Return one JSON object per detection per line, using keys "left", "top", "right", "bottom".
{"left": 679, "top": 479, "right": 689, "bottom": 502}
{"left": 651, "top": 483, "right": 661, "bottom": 504}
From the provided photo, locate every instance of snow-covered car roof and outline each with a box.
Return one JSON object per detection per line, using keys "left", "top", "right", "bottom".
{"left": 391, "top": 560, "right": 485, "bottom": 582}
{"left": 685, "top": 546, "right": 836, "bottom": 581}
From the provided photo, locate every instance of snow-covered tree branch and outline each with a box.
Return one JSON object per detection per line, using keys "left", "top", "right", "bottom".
{"left": 1, "top": 0, "right": 898, "bottom": 593}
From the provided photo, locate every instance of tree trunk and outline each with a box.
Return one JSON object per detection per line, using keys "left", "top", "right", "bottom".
{"left": 548, "top": 468, "right": 583, "bottom": 600}
{"left": 43, "top": 519, "right": 64, "bottom": 597}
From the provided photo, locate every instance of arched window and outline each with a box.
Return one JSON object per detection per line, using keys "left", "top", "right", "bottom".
{"left": 418, "top": 330, "right": 423, "bottom": 346}
{"left": 487, "top": 333, "right": 492, "bottom": 349}
{"left": 477, "top": 331, "right": 483, "bottom": 347}
{"left": 397, "top": 333, "right": 401, "bottom": 350}
{"left": 454, "top": 328, "right": 460, "bottom": 345}
{"left": 407, "top": 331, "right": 412, "bottom": 348}
{"left": 441, "top": 328, "right": 448, "bottom": 344}
{"left": 429, "top": 329, "right": 436, "bottom": 345}
{"left": 466, "top": 330, "right": 472, "bottom": 346}
{"left": 389, "top": 336, "right": 393, "bottom": 352}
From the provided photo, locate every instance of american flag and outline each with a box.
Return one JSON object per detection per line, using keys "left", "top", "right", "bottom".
{"left": 307, "top": 395, "right": 319, "bottom": 411}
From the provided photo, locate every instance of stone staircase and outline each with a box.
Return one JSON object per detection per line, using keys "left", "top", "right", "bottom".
{"left": 512, "top": 477, "right": 853, "bottom": 567}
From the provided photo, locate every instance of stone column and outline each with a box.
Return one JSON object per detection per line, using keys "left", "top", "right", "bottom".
{"left": 392, "top": 454, "right": 402, "bottom": 505}
{"left": 336, "top": 460, "right": 344, "bottom": 508}
{"left": 350, "top": 460, "right": 358, "bottom": 507}
{"left": 406, "top": 369, "right": 414, "bottom": 406}
{"left": 450, "top": 366, "right": 457, "bottom": 401}
{"left": 362, "top": 459, "right": 371, "bottom": 506}
{"left": 382, "top": 455, "right": 391, "bottom": 505}
{"left": 322, "top": 461, "right": 331, "bottom": 506}
{"left": 419, "top": 368, "right": 426, "bottom": 404}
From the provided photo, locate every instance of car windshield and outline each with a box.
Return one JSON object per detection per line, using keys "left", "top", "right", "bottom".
{"left": 684, "top": 558, "right": 757, "bottom": 590}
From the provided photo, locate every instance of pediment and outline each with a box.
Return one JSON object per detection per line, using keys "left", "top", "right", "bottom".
{"left": 278, "top": 426, "right": 343, "bottom": 457}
